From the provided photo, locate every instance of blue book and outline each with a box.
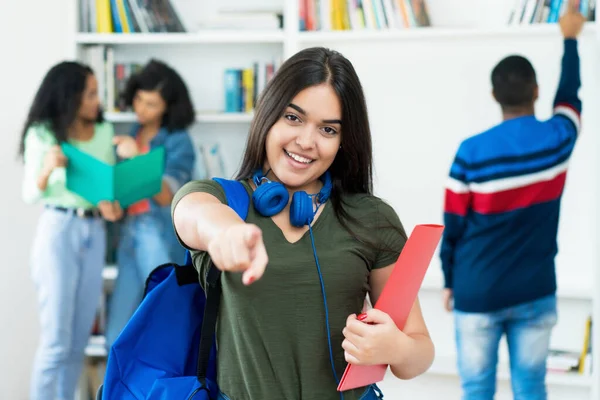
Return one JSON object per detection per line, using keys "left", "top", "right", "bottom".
{"left": 224, "top": 69, "right": 241, "bottom": 112}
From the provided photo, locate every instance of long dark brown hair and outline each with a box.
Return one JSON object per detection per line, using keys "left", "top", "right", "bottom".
{"left": 236, "top": 47, "right": 405, "bottom": 246}
{"left": 18, "top": 61, "right": 103, "bottom": 158}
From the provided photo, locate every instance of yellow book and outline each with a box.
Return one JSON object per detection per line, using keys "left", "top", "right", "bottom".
{"left": 242, "top": 69, "right": 254, "bottom": 113}
{"left": 578, "top": 316, "right": 592, "bottom": 374}
{"left": 336, "top": 0, "right": 343, "bottom": 30}
{"left": 340, "top": 0, "right": 351, "bottom": 30}
{"left": 96, "top": 0, "right": 113, "bottom": 33}
{"left": 116, "top": 0, "right": 131, "bottom": 33}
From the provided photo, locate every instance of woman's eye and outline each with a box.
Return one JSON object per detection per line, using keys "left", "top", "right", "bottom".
{"left": 322, "top": 126, "right": 337, "bottom": 135}
{"left": 285, "top": 113, "right": 300, "bottom": 122}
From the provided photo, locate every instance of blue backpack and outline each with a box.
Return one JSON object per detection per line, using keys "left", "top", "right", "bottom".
{"left": 100, "top": 178, "right": 249, "bottom": 399}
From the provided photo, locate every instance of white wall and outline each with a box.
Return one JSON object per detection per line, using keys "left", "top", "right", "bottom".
{"left": 0, "top": 0, "right": 71, "bottom": 397}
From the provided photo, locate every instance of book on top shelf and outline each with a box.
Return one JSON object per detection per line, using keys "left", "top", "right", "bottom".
{"left": 299, "top": 0, "right": 431, "bottom": 31}
{"left": 509, "top": 0, "right": 596, "bottom": 25}
{"left": 80, "top": 0, "right": 186, "bottom": 33}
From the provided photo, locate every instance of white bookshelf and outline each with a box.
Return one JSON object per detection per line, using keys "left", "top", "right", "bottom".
{"left": 104, "top": 111, "right": 254, "bottom": 124}
{"left": 297, "top": 21, "right": 598, "bottom": 42}
{"left": 75, "top": 31, "right": 286, "bottom": 44}
{"left": 428, "top": 354, "right": 594, "bottom": 389}
{"left": 70, "top": 1, "right": 600, "bottom": 399}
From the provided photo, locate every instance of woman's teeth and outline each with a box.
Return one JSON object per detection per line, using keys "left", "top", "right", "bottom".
{"left": 285, "top": 150, "right": 313, "bottom": 164}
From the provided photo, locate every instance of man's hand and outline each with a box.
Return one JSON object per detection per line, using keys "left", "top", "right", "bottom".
{"left": 559, "top": 0, "right": 586, "bottom": 39}
{"left": 442, "top": 289, "right": 453, "bottom": 312}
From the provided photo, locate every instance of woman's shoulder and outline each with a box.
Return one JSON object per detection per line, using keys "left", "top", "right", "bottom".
{"left": 174, "top": 178, "right": 252, "bottom": 207}
{"left": 341, "top": 192, "right": 400, "bottom": 220}
{"left": 24, "top": 122, "right": 56, "bottom": 145}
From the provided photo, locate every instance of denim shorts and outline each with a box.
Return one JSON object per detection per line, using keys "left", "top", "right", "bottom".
{"left": 218, "top": 383, "right": 383, "bottom": 399}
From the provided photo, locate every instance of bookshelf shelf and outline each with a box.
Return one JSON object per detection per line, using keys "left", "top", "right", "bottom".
{"left": 297, "top": 22, "right": 597, "bottom": 42}
{"left": 75, "top": 31, "right": 286, "bottom": 45}
{"left": 104, "top": 111, "right": 254, "bottom": 124}
{"left": 428, "top": 354, "right": 593, "bottom": 388}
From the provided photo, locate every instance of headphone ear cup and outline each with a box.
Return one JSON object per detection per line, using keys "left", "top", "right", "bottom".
{"left": 252, "top": 181, "right": 289, "bottom": 217}
{"left": 289, "top": 191, "right": 314, "bottom": 227}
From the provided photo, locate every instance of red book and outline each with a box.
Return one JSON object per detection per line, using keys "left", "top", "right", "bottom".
{"left": 337, "top": 224, "right": 444, "bottom": 392}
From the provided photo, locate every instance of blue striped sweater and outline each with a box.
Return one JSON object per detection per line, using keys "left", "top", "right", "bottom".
{"left": 440, "top": 39, "right": 582, "bottom": 313}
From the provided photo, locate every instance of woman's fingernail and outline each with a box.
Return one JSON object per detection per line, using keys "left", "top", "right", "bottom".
{"left": 357, "top": 313, "right": 367, "bottom": 321}
{"left": 246, "top": 276, "right": 255, "bottom": 285}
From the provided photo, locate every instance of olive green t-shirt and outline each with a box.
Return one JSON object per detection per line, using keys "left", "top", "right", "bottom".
{"left": 172, "top": 179, "right": 407, "bottom": 400}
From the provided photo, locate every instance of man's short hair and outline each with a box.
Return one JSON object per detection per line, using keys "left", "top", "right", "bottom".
{"left": 491, "top": 55, "right": 537, "bottom": 108}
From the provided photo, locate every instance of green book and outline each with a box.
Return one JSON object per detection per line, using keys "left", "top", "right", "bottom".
{"left": 61, "top": 143, "right": 165, "bottom": 208}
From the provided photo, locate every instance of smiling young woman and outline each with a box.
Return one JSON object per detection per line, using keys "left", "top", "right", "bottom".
{"left": 171, "top": 47, "right": 434, "bottom": 400}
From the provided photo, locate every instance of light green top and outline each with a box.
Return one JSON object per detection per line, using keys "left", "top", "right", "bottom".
{"left": 21, "top": 122, "right": 116, "bottom": 209}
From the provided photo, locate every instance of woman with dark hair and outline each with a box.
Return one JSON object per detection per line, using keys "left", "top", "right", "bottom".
{"left": 20, "top": 61, "right": 131, "bottom": 400}
{"left": 171, "top": 47, "right": 434, "bottom": 399}
{"left": 105, "top": 59, "right": 196, "bottom": 349}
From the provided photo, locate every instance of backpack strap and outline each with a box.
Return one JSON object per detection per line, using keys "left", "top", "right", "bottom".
{"left": 195, "top": 178, "right": 250, "bottom": 384}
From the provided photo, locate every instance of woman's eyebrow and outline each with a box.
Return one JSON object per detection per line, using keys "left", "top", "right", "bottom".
{"left": 288, "top": 103, "right": 342, "bottom": 125}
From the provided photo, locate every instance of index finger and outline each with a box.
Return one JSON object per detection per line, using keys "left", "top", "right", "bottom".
{"left": 345, "top": 317, "right": 371, "bottom": 337}
{"left": 242, "top": 240, "right": 268, "bottom": 285}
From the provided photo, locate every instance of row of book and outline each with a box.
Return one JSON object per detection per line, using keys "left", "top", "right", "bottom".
{"left": 224, "top": 60, "right": 282, "bottom": 113}
{"left": 83, "top": 44, "right": 281, "bottom": 115}
{"left": 509, "top": 0, "right": 596, "bottom": 24}
{"left": 80, "top": 0, "right": 185, "bottom": 33}
{"left": 300, "top": 0, "right": 431, "bottom": 31}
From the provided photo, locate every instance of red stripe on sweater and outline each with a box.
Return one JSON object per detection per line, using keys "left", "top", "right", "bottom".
{"left": 444, "top": 189, "right": 470, "bottom": 217}
{"left": 471, "top": 171, "right": 567, "bottom": 214}
{"left": 555, "top": 102, "right": 581, "bottom": 117}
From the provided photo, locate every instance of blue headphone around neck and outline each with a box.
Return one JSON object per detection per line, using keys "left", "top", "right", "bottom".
{"left": 251, "top": 169, "right": 333, "bottom": 227}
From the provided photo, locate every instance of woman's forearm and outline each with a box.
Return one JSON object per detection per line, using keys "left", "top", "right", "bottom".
{"left": 389, "top": 332, "right": 435, "bottom": 380}
{"left": 153, "top": 180, "right": 174, "bottom": 206}
{"left": 36, "top": 168, "right": 52, "bottom": 191}
{"left": 173, "top": 192, "right": 246, "bottom": 251}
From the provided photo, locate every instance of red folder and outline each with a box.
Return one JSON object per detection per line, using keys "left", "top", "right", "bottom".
{"left": 337, "top": 224, "right": 444, "bottom": 392}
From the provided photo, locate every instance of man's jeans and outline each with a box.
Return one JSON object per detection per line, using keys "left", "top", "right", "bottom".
{"left": 454, "top": 294, "right": 557, "bottom": 400}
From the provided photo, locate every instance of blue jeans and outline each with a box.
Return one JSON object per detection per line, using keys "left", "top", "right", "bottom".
{"left": 105, "top": 211, "right": 185, "bottom": 348}
{"left": 454, "top": 294, "right": 557, "bottom": 400}
{"left": 30, "top": 208, "right": 106, "bottom": 400}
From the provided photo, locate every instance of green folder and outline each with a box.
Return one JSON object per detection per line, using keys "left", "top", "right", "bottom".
{"left": 61, "top": 143, "right": 165, "bottom": 208}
